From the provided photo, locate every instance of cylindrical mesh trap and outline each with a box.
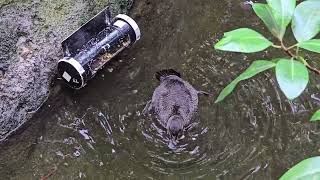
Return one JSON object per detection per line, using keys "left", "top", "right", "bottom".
{"left": 58, "top": 10, "right": 141, "bottom": 89}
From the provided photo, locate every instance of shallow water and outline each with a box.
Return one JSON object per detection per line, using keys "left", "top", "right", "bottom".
{"left": 1, "top": 0, "right": 320, "bottom": 179}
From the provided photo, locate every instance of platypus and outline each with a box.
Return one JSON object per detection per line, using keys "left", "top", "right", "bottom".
{"left": 143, "top": 69, "right": 208, "bottom": 141}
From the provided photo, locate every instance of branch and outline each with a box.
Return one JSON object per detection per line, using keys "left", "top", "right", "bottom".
{"left": 306, "top": 64, "right": 320, "bottom": 75}
{"left": 281, "top": 41, "right": 293, "bottom": 57}
{"left": 287, "top": 43, "right": 298, "bottom": 50}
{"left": 40, "top": 167, "right": 57, "bottom": 180}
{"left": 284, "top": 48, "right": 295, "bottom": 57}
{"left": 272, "top": 44, "right": 282, "bottom": 49}
{"left": 298, "top": 56, "right": 320, "bottom": 75}
{"left": 280, "top": 41, "right": 320, "bottom": 75}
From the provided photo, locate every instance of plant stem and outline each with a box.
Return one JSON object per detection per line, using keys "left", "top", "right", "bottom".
{"left": 280, "top": 41, "right": 295, "bottom": 57}
{"left": 272, "top": 44, "right": 282, "bottom": 49}
{"left": 280, "top": 41, "right": 320, "bottom": 75}
{"left": 287, "top": 43, "right": 298, "bottom": 50}
{"left": 295, "top": 46, "right": 299, "bottom": 57}
{"left": 297, "top": 56, "right": 320, "bottom": 75}
{"left": 306, "top": 65, "right": 320, "bottom": 75}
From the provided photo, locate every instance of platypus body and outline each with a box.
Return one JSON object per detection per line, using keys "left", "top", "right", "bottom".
{"left": 143, "top": 69, "right": 208, "bottom": 140}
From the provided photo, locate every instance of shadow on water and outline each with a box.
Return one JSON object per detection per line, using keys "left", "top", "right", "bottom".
{"left": 1, "top": 0, "right": 320, "bottom": 179}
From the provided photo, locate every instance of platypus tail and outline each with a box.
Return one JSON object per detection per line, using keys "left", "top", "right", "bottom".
{"left": 155, "top": 69, "right": 181, "bottom": 81}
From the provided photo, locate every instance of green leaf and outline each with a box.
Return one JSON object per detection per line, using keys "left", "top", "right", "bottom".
{"left": 214, "top": 28, "right": 273, "bottom": 53}
{"left": 298, "top": 39, "right": 320, "bottom": 53}
{"left": 280, "top": 156, "right": 320, "bottom": 180}
{"left": 252, "top": 3, "right": 284, "bottom": 39}
{"left": 215, "top": 60, "right": 276, "bottom": 103}
{"left": 253, "top": 0, "right": 296, "bottom": 40}
{"left": 275, "top": 59, "right": 309, "bottom": 100}
{"left": 292, "top": 1, "right": 320, "bottom": 42}
{"left": 266, "top": 0, "right": 296, "bottom": 31}
{"left": 310, "top": 109, "right": 320, "bottom": 122}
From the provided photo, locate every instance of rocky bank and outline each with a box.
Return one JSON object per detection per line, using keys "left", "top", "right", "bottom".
{"left": 0, "top": 0, "right": 132, "bottom": 141}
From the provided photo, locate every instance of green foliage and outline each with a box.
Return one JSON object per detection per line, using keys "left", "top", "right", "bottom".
{"left": 291, "top": 1, "right": 320, "bottom": 42}
{"left": 214, "top": 0, "right": 320, "bottom": 122}
{"left": 298, "top": 39, "right": 320, "bottom": 53}
{"left": 252, "top": 3, "right": 284, "bottom": 40}
{"left": 252, "top": 0, "right": 295, "bottom": 40}
{"left": 266, "top": 0, "right": 296, "bottom": 30}
{"left": 214, "top": 0, "right": 320, "bottom": 177}
{"left": 214, "top": 1, "right": 319, "bottom": 102}
{"left": 310, "top": 110, "right": 320, "bottom": 122}
{"left": 215, "top": 60, "right": 276, "bottom": 103}
{"left": 275, "top": 59, "right": 309, "bottom": 100}
{"left": 280, "top": 156, "right": 320, "bottom": 180}
{"left": 214, "top": 28, "right": 273, "bottom": 53}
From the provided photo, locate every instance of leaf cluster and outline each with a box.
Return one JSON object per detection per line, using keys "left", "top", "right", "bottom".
{"left": 214, "top": 1, "right": 320, "bottom": 177}
{"left": 280, "top": 156, "right": 320, "bottom": 180}
{"left": 214, "top": 0, "right": 320, "bottom": 121}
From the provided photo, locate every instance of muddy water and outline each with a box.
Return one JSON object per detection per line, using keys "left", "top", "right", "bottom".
{"left": 1, "top": 0, "right": 320, "bottom": 179}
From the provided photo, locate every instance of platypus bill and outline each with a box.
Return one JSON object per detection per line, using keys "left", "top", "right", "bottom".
{"left": 143, "top": 69, "right": 209, "bottom": 143}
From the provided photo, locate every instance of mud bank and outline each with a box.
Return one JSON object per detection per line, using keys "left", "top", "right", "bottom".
{"left": 0, "top": 0, "right": 132, "bottom": 140}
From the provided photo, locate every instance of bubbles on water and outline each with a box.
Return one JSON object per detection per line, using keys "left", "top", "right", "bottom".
{"left": 73, "top": 150, "right": 81, "bottom": 157}
{"left": 55, "top": 151, "right": 65, "bottom": 159}
{"left": 97, "top": 111, "right": 114, "bottom": 144}
{"left": 79, "top": 129, "right": 95, "bottom": 142}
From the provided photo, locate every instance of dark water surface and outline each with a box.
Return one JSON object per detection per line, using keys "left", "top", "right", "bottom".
{"left": 2, "top": 0, "right": 320, "bottom": 179}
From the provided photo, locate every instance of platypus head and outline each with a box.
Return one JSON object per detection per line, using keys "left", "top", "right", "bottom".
{"left": 167, "top": 115, "right": 184, "bottom": 140}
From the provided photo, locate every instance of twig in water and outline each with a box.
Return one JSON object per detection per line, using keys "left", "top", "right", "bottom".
{"left": 40, "top": 167, "right": 57, "bottom": 180}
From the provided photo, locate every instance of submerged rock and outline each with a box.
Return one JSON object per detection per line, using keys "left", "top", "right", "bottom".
{"left": 0, "top": 0, "right": 132, "bottom": 140}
